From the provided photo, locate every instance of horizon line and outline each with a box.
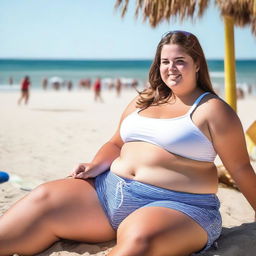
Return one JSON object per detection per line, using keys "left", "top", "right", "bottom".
{"left": 1, "top": 57, "right": 256, "bottom": 61}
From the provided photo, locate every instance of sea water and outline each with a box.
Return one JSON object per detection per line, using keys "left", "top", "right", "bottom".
{"left": 0, "top": 59, "right": 255, "bottom": 94}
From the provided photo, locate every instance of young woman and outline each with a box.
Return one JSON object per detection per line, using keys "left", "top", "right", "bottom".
{"left": 1, "top": 31, "right": 255, "bottom": 256}
{"left": 17, "top": 76, "right": 31, "bottom": 105}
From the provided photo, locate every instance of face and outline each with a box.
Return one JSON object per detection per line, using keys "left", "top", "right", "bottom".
{"left": 160, "top": 44, "right": 199, "bottom": 93}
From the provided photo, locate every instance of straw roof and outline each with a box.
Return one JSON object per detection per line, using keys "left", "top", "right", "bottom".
{"left": 216, "top": 0, "right": 256, "bottom": 35}
{"left": 115, "top": 0, "right": 256, "bottom": 35}
{"left": 115, "top": 0, "right": 210, "bottom": 27}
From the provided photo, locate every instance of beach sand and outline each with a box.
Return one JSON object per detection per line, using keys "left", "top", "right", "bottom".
{"left": 0, "top": 89, "right": 256, "bottom": 255}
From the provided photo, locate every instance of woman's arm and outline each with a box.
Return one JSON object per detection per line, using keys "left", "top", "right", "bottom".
{"left": 208, "top": 98, "right": 256, "bottom": 214}
{"left": 72, "top": 95, "right": 139, "bottom": 179}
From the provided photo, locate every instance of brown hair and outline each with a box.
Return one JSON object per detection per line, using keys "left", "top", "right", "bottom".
{"left": 137, "top": 31, "right": 217, "bottom": 108}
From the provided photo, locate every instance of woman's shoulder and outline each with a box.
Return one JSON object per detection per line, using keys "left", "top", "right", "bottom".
{"left": 203, "top": 93, "right": 241, "bottom": 128}
{"left": 203, "top": 93, "right": 235, "bottom": 113}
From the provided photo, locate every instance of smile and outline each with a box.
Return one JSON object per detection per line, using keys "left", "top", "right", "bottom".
{"left": 168, "top": 74, "right": 181, "bottom": 80}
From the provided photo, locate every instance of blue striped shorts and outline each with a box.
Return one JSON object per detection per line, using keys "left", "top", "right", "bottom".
{"left": 95, "top": 170, "right": 222, "bottom": 252}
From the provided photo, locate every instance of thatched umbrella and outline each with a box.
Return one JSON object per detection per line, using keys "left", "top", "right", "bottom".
{"left": 115, "top": 0, "right": 256, "bottom": 111}
{"left": 215, "top": 0, "right": 256, "bottom": 110}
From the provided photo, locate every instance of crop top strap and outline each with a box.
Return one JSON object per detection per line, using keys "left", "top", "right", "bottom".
{"left": 188, "top": 92, "right": 210, "bottom": 115}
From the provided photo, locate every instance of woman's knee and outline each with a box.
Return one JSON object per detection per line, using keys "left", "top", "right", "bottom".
{"left": 27, "top": 179, "right": 95, "bottom": 214}
{"left": 30, "top": 183, "right": 51, "bottom": 201}
{"left": 115, "top": 226, "right": 154, "bottom": 256}
{"left": 26, "top": 182, "right": 57, "bottom": 212}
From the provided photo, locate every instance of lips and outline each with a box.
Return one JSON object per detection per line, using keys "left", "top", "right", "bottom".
{"left": 168, "top": 74, "right": 180, "bottom": 79}
{"left": 167, "top": 74, "right": 181, "bottom": 86}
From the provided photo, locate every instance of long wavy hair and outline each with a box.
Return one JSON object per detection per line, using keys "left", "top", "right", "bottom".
{"left": 137, "top": 31, "right": 217, "bottom": 108}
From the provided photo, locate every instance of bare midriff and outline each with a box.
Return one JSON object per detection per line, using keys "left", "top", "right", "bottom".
{"left": 110, "top": 141, "right": 218, "bottom": 194}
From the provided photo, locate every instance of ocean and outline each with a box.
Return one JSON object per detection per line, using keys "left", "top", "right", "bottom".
{"left": 0, "top": 59, "right": 255, "bottom": 94}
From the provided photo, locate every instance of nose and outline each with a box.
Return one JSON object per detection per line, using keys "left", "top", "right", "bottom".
{"left": 168, "top": 62, "right": 177, "bottom": 71}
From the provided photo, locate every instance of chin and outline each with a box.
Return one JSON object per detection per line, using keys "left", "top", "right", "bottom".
{"left": 168, "top": 81, "right": 180, "bottom": 88}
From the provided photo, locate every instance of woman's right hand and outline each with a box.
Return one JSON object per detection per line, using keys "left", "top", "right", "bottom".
{"left": 70, "top": 163, "right": 99, "bottom": 180}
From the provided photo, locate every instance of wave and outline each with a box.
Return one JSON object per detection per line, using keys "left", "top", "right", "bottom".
{"left": 209, "top": 72, "right": 225, "bottom": 78}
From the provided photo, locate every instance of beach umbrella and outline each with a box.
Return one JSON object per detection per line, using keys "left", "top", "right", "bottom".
{"left": 115, "top": 0, "right": 256, "bottom": 111}
{"left": 215, "top": 0, "right": 256, "bottom": 111}
{"left": 49, "top": 76, "right": 64, "bottom": 85}
{"left": 49, "top": 76, "right": 64, "bottom": 90}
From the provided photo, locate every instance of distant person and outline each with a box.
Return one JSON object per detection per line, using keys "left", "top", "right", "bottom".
{"left": 93, "top": 78, "right": 103, "bottom": 102}
{"left": 131, "top": 79, "right": 138, "bottom": 90}
{"left": 236, "top": 87, "right": 245, "bottom": 99}
{"left": 79, "top": 79, "right": 86, "bottom": 89}
{"left": 54, "top": 82, "right": 60, "bottom": 90}
{"left": 85, "top": 78, "right": 92, "bottom": 89}
{"left": 248, "top": 84, "right": 252, "bottom": 94}
{"left": 9, "top": 76, "right": 13, "bottom": 85}
{"left": 67, "top": 80, "right": 73, "bottom": 91}
{"left": 115, "top": 78, "right": 122, "bottom": 97}
{"left": 18, "top": 76, "right": 31, "bottom": 105}
{"left": 79, "top": 78, "right": 91, "bottom": 89}
{"left": 42, "top": 77, "right": 48, "bottom": 90}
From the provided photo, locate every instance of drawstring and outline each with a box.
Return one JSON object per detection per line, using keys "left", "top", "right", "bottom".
{"left": 115, "top": 180, "right": 126, "bottom": 208}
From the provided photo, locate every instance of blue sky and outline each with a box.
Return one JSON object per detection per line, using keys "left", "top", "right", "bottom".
{"left": 0, "top": 0, "right": 255, "bottom": 60}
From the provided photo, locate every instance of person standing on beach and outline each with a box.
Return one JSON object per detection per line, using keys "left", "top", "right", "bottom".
{"left": 131, "top": 78, "right": 138, "bottom": 90}
{"left": 9, "top": 76, "right": 13, "bottom": 85}
{"left": 67, "top": 80, "right": 73, "bottom": 91}
{"left": 1, "top": 31, "right": 256, "bottom": 256}
{"left": 115, "top": 78, "right": 122, "bottom": 97}
{"left": 41, "top": 77, "right": 48, "bottom": 90}
{"left": 18, "top": 75, "right": 31, "bottom": 105}
{"left": 93, "top": 77, "right": 103, "bottom": 102}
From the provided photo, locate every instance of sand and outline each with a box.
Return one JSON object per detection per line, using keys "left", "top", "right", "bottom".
{"left": 0, "top": 89, "right": 255, "bottom": 255}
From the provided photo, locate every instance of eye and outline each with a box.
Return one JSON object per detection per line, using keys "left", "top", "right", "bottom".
{"left": 160, "top": 60, "right": 169, "bottom": 65}
{"left": 176, "top": 59, "right": 185, "bottom": 64}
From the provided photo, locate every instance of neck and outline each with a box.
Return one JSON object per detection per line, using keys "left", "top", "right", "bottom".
{"left": 170, "top": 89, "right": 204, "bottom": 105}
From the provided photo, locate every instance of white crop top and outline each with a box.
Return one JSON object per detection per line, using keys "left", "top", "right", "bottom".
{"left": 120, "top": 92, "right": 216, "bottom": 162}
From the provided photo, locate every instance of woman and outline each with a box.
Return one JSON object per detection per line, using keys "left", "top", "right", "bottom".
{"left": 1, "top": 31, "right": 255, "bottom": 256}
{"left": 93, "top": 77, "right": 104, "bottom": 102}
{"left": 18, "top": 76, "right": 31, "bottom": 105}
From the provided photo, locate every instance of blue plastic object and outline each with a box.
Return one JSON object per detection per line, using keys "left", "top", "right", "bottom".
{"left": 0, "top": 171, "right": 9, "bottom": 184}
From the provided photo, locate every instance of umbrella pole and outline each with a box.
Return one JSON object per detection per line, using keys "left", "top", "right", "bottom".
{"left": 224, "top": 16, "right": 237, "bottom": 112}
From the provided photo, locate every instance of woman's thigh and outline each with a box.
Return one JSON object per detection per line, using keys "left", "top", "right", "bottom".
{"left": 112, "top": 206, "right": 208, "bottom": 256}
{"left": 1, "top": 178, "right": 116, "bottom": 243}
{"left": 40, "top": 178, "right": 116, "bottom": 241}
